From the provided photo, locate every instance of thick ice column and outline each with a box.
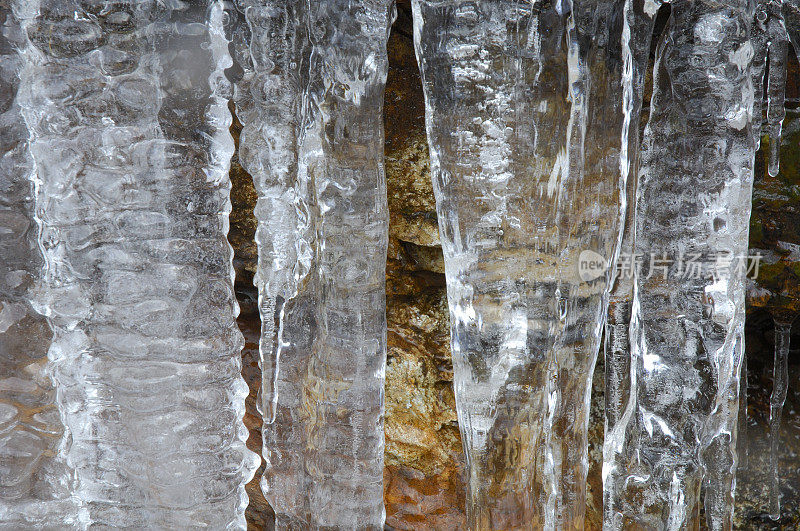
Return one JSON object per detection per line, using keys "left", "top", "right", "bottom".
{"left": 413, "top": 1, "right": 628, "bottom": 528}
{"left": 232, "top": 1, "right": 394, "bottom": 528}
{"left": 0, "top": 4, "right": 76, "bottom": 527}
{"left": 603, "top": 0, "right": 664, "bottom": 519}
{"left": 604, "top": 0, "right": 665, "bottom": 437}
{"left": 14, "top": 1, "right": 259, "bottom": 527}
{"left": 603, "top": 1, "right": 756, "bottom": 529}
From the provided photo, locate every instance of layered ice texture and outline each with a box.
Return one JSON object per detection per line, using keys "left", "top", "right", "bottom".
{"left": 13, "top": 0, "right": 259, "bottom": 527}
{"left": 0, "top": 3, "right": 75, "bottom": 527}
{"left": 230, "top": 0, "right": 394, "bottom": 528}
{"left": 413, "top": 1, "right": 630, "bottom": 528}
{"left": 602, "top": 1, "right": 757, "bottom": 529}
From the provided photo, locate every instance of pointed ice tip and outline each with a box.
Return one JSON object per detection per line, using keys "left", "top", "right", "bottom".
{"left": 768, "top": 144, "right": 781, "bottom": 177}
{"left": 768, "top": 162, "right": 780, "bottom": 178}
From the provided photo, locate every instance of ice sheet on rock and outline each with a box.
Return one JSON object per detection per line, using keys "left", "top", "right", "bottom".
{"left": 231, "top": 0, "right": 394, "bottom": 528}
{"left": 602, "top": 1, "right": 756, "bottom": 529}
{"left": 0, "top": 4, "right": 76, "bottom": 527}
{"left": 414, "top": 1, "right": 629, "bottom": 528}
{"left": 14, "top": 1, "right": 259, "bottom": 527}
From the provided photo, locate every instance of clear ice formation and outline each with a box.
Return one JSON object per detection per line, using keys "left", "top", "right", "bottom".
{"left": 737, "top": 343, "right": 749, "bottom": 469}
{"left": 413, "top": 1, "right": 630, "bottom": 527}
{"left": 603, "top": 0, "right": 757, "bottom": 529}
{"left": 0, "top": 4, "right": 76, "bottom": 528}
{"left": 735, "top": 0, "right": 786, "bottom": 474}
{"left": 230, "top": 0, "right": 394, "bottom": 528}
{"left": 13, "top": 0, "right": 259, "bottom": 527}
{"left": 751, "top": 0, "right": 788, "bottom": 177}
{"left": 768, "top": 316, "right": 793, "bottom": 520}
{"left": 605, "top": 0, "right": 665, "bottom": 442}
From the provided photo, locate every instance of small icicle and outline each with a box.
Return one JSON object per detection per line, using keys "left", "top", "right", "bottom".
{"left": 738, "top": 350, "right": 749, "bottom": 469}
{"left": 766, "top": 0, "right": 788, "bottom": 177}
{"left": 768, "top": 315, "right": 795, "bottom": 520}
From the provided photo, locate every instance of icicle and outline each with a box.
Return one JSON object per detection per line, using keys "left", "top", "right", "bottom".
{"left": 14, "top": 1, "right": 259, "bottom": 527}
{"left": 604, "top": 0, "right": 663, "bottom": 462}
{"left": 752, "top": 1, "right": 769, "bottom": 147}
{"left": 766, "top": 1, "right": 788, "bottom": 177}
{"left": 768, "top": 315, "right": 794, "bottom": 520}
{"left": 0, "top": 4, "right": 76, "bottom": 526}
{"left": 602, "top": 0, "right": 757, "bottom": 529}
{"left": 232, "top": 0, "right": 394, "bottom": 527}
{"left": 414, "top": 1, "right": 629, "bottom": 527}
{"left": 752, "top": 0, "right": 788, "bottom": 173}
{"left": 738, "top": 344, "right": 749, "bottom": 469}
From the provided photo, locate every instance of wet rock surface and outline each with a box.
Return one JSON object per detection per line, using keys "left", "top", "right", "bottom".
{"left": 230, "top": 2, "right": 800, "bottom": 527}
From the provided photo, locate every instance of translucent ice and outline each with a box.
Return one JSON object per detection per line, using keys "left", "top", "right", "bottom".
{"left": 768, "top": 316, "right": 793, "bottom": 520}
{"left": 14, "top": 1, "right": 259, "bottom": 527}
{"left": 414, "top": 1, "right": 629, "bottom": 527}
{"left": 0, "top": 4, "right": 75, "bottom": 527}
{"left": 231, "top": 0, "right": 394, "bottom": 527}
{"left": 604, "top": 0, "right": 664, "bottom": 438}
{"left": 602, "top": 1, "right": 756, "bottom": 529}
{"left": 751, "top": 0, "right": 788, "bottom": 177}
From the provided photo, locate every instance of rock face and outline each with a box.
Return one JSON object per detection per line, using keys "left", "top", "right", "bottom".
{"left": 230, "top": 1, "right": 800, "bottom": 528}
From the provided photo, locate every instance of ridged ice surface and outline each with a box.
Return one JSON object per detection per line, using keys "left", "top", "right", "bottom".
{"left": 603, "top": 1, "right": 756, "bottom": 529}
{"left": 604, "top": 0, "right": 663, "bottom": 439}
{"left": 14, "top": 1, "right": 259, "bottom": 527}
{"left": 0, "top": 3, "right": 75, "bottom": 528}
{"left": 413, "top": 1, "right": 628, "bottom": 528}
{"left": 231, "top": 0, "right": 393, "bottom": 528}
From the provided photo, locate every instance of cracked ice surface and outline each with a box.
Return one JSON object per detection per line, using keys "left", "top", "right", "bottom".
{"left": 13, "top": 1, "right": 259, "bottom": 527}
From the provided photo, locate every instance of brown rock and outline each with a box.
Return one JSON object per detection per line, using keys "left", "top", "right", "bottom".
{"left": 384, "top": 2, "right": 439, "bottom": 248}
{"left": 383, "top": 270, "right": 466, "bottom": 529}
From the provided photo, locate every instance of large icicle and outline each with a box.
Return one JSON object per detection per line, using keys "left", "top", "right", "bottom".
{"left": 413, "top": 1, "right": 629, "bottom": 527}
{"left": 604, "top": 0, "right": 664, "bottom": 443}
{"left": 0, "top": 3, "right": 76, "bottom": 527}
{"left": 768, "top": 316, "right": 794, "bottom": 520}
{"left": 603, "top": 1, "right": 756, "bottom": 529}
{"left": 231, "top": 1, "right": 394, "bottom": 527}
{"left": 14, "top": 1, "right": 259, "bottom": 527}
